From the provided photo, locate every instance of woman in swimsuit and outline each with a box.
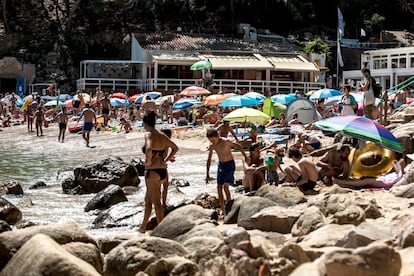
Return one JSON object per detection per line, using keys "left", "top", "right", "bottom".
{"left": 138, "top": 111, "right": 178, "bottom": 233}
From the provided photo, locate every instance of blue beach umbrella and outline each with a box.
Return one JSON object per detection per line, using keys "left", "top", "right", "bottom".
{"left": 135, "top": 92, "right": 161, "bottom": 104}
{"left": 58, "top": 94, "right": 73, "bottom": 101}
{"left": 271, "top": 93, "right": 297, "bottom": 105}
{"left": 110, "top": 98, "right": 129, "bottom": 107}
{"left": 173, "top": 98, "right": 203, "bottom": 110}
{"left": 309, "top": 88, "right": 343, "bottom": 101}
{"left": 244, "top": 92, "right": 266, "bottom": 101}
{"left": 219, "top": 95, "right": 261, "bottom": 107}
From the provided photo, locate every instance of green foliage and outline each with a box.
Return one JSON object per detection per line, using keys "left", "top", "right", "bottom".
{"left": 303, "top": 39, "right": 330, "bottom": 54}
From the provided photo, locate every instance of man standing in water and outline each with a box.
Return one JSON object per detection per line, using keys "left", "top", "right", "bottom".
{"left": 100, "top": 93, "right": 111, "bottom": 127}
{"left": 76, "top": 103, "right": 97, "bottom": 147}
{"left": 206, "top": 128, "right": 249, "bottom": 213}
{"left": 55, "top": 106, "right": 68, "bottom": 142}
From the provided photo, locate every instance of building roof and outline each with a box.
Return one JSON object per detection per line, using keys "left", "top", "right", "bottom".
{"left": 384, "top": 30, "right": 414, "bottom": 47}
{"left": 133, "top": 32, "right": 301, "bottom": 53}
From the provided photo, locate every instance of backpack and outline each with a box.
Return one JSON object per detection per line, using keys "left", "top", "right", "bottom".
{"left": 371, "top": 77, "right": 381, "bottom": 98}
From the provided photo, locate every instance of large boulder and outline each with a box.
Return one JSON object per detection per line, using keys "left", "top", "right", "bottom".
{"left": 92, "top": 201, "right": 143, "bottom": 229}
{"left": 144, "top": 255, "right": 199, "bottom": 275}
{"left": 292, "top": 205, "right": 327, "bottom": 237}
{"left": 84, "top": 184, "right": 127, "bottom": 212}
{"left": 322, "top": 241, "right": 401, "bottom": 276}
{"left": 391, "top": 121, "right": 414, "bottom": 154}
{"left": 0, "top": 179, "right": 23, "bottom": 195}
{"left": 0, "top": 57, "right": 23, "bottom": 78}
{"left": 0, "top": 222, "right": 96, "bottom": 270}
{"left": 151, "top": 204, "right": 217, "bottom": 240}
{"left": 103, "top": 236, "right": 190, "bottom": 276}
{"left": 0, "top": 234, "right": 100, "bottom": 276}
{"left": 0, "top": 196, "right": 22, "bottom": 225}
{"left": 391, "top": 182, "right": 414, "bottom": 198}
{"left": 398, "top": 219, "right": 414, "bottom": 248}
{"left": 63, "top": 242, "right": 104, "bottom": 274}
{"left": 62, "top": 157, "right": 140, "bottom": 194}
{"left": 254, "top": 185, "right": 307, "bottom": 207}
{"left": 250, "top": 205, "right": 302, "bottom": 233}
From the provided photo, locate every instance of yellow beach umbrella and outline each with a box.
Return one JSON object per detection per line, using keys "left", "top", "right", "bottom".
{"left": 223, "top": 107, "right": 271, "bottom": 123}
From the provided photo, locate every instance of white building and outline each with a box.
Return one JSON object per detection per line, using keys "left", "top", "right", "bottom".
{"left": 343, "top": 46, "right": 414, "bottom": 91}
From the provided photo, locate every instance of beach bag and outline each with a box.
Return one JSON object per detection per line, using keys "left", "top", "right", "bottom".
{"left": 371, "top": 77, "right": 381, "bottom": 98}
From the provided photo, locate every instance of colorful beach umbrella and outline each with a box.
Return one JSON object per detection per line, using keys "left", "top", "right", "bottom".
{"left": 190, "top": 60, "right": 212, "bottom": 70}
{"left": 110, "top": 98, "right": 129, "bottom": 107}
{"left": 111, "top": 92, "right": 126, "bottom": 99}
{"left": 244, "top": 91, "right": 266, "bottom": 101}
{"left": 180, "top": 86, "right": 211, "bottom": 96}
{"left": 271, "top": 93, "right": 297, "bottom": 105}
{"left": 203, "top": 94, "right": 229, "bottom": 106}
{"left": 309, "top": 88, "right": 342, "bottom": 100}
{"left": 128, "top": 94, "right": 142, "bottom": 102}
{"left": 219, "top": 95, "right": 261, "bottom": 107}
{"left": 135, "top": 92, "right": 161, "bottom": 104}
{"left": 173, "top": 98, "right": 203, "bottom": 110}
{"left": 223, "top": 107, "right": 271, "bottom": 123}
{"left": 312, "top": 115, "right": 404, "bottom": 153}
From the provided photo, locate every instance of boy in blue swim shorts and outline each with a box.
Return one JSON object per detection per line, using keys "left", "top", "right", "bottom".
{"left": 206, "top": 128, "right": 249, "bottom": 213}
{"left": 76, "top": 103, "right": 97, "bottom": 147}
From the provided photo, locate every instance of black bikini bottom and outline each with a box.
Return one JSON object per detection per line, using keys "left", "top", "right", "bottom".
{"left": 146, "top": 168, "right": 167, "bottom": 180}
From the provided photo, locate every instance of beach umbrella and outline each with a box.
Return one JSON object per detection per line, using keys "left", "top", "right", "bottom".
{"left": 244, "top": 91, "right": 266, "bottom": 101}
{"left": 135, "top": 92, "right": 161, "bottom": 104}
{"left": 128, "top": 94, "right": 142, "bottom": 102}
{"left": 173, "top": 98, "right": 203, "bottom": 110}
{"left": 309, "top": 88, "right": 343, "bottom": 100}
{"left": 111, "top": 92, "right": 126, "bottom": 99}
{"left": 58, "top": 94, "right": 72, "bottom": 101}
{"left": 64, "top": 99, "right": 73, "bottom": 108}
{"left": 180, "top": 86, "right": 211, "bottom": 96}
{"left": 312, "top": 115, "right": 404, "bottom": 153}
{"left": 219, "top": 95, "right": 261, "bottom": 107}
{"left": 190, "top": 60, "right": 212, "bottom": 70}
{"left": 223, "top": 107, "right": 271, "bottom": 124}
{"left": 73, "top": 93, "right": 91, "bottom": 103}
{"left": 203, "top": 94, "right": 229, "bottom": 106}
{"left": 154, "top": 95, "right": 174, "bottom": 105}
{"left": 44, "top": 100, "right": 64, "bottom": 107}
{"left": 110, "top": 98, "right": 129, "bottom": 107}
{"left": 271, "top": 93, "right": 297, "bottom": 105}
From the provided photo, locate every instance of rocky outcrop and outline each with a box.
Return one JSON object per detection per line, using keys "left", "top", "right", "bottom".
{"left": 0, "top": 196, "right": 22, "bottom": 225}
{"left": 61, "top": 157, "right": 140, "bottom": 194}
{"left": 0, "top": 57, "right": 23, "bottom": 78}
{"left": 0, "top": 179, "right": 23, "bottom": 195}
{"left": 84, "top": 184, "right": 128, "bottom": 212}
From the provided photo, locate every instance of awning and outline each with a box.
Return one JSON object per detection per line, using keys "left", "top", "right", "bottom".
{"left": 152, "top": 53, "right": 201, "bottom": 65}
{"left": 265, "top": 55, "right": 319, "bottom": 72}
{"left": 201, "top": 53, "right": 273, "bottom": 70}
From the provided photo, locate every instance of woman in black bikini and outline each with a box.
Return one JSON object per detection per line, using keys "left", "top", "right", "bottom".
{"left": 138, "top": 111, "right": 178, "bottom": 233}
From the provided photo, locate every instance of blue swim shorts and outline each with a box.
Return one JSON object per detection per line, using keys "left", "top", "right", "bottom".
{"left": 83, "top": 122, "right": 93, "bottom": 131}
{"left": 217, "top": 159, "right": 235, "bottom": 186}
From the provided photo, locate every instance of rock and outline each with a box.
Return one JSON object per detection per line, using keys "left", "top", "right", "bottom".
{"left": 28, "top": 181, "right": 47, "bottom": 189}
{"left": 1, "top": 179, "right": 23, "bottom": 195}
{"left": 278, "top": 243, "right": 310, "bottom": 265}
{"left": 96, "top": 233, "right": 135, "bottom": 254}
{"left": 64, "top": 157, "right": 140, "bottom": 194}
{"left": 340, "top": 220, "right": 397, "bottom": 248}
{"left": 176, "top": 222, "right": 222, "bottom": 243}
{"left": 394, "top": 161, "right": 414, "bottom": 186}
{"left": 84, "top": 184, "right": 127, "bottom": 212}
{"left": 0, "top": 57, "right": 23, "bottom": 78}
{"left": 121, "top": 185, "right": 139, "bottom": 195}
{"left": 224, "top": 196, "right": 276, "bottom": 230}
{"left": 63, "top": 242, "right": 104, "bottom": 274}
{"left": 192, "top": 193, "right": 220, "bottom": 210}
{"left": 391, "top": 182, "right": 414, "bottom": 198}
{"left": 222, "top": 226, "right": 250, "bottom": 248}
{"left": 182, "top": 236, "right": 223, "bottom": 254}
{"left": 299, "top": 224, "right": 355, "bottom": 248}
{"left": 354, "top": 197, "right": 382, "bottom": 219}
{"left": 151, "top": 204, "right": 217, "bottom": 240}
{"left": 144, "top": 255, "right": 198, "bottom": 276}
{"left": 399, "top": 247, "right": 414, "bottom": 276}
{"left": 320, "top": 184, "right": 352, "bottom": 194}
{"left": 0, "top": 220, "right": 11, "bottom": 233}
{"left": 103, "top": 236, "right": 189, "bottom": 276}
{"left": 289, "top": 262, "right": 321, "bottom": 276}
{"left": 248, "top": 230, "right": 286, "bottom": 258}
{"left": 398, "top": 219, "right": 414, "bottom": 248}
{"left": 92, "top": 201, "right": 143, "bottom": 229}
{"left": 250, "top": 206, "right": 302, "bottom": 233}
{"left": 0, "top": 222, "right": 96, "bottom": 270}
{"left": 292, "top": 206, "right": 326, "bottom": 237}
{"left": 0, "top": 234, "right": 100, "bottom": 276}
{"left": 17, "top": 198, "right": 33, "bottom": 207}
{"left": 0, "top": 196, "right": 22, "bottom": 225}
{"left": 255, "top": 185, "right": 307, "bottom": 207}
{"left": 323, "top": 241, "right": 401, "bottom": 276}
{"left": 308, "top": 193, "right": 365, "bottom": 226}
{"left": 198, "top": 256, "right": 265, "bottom": 276}
{"left": 131, "top": 158, "right": 145, "bottom": 176}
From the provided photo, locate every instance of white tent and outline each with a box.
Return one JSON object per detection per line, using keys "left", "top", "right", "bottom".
{"left": 285, "top": 98, "right": 320, "bottom": 125}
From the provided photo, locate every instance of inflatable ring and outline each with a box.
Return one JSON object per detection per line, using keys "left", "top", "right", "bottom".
{"left": 349, "top": 141, "right": 396, "bottom": 179}
{"left": 20, "top": 98, "right": 33, "bottom": 111}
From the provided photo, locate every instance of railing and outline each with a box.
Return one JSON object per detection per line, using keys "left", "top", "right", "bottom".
{"left": 77, "top": 77, "right": 325, "bottom": 94}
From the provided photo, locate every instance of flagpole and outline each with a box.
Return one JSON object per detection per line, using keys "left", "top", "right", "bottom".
{"left": 336, "top": 31, "right": 339, "bottom": 88}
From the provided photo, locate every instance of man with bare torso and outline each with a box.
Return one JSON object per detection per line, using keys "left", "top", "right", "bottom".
{"left": 206, "top": 128, "right": 248, "bottom": 212}
{"left": 100, "top": 93, "right": 111, "bottom": 126}
{"left": 215, "top": 121, "right": 239, "bottom": 142}
{"left": 316, "top": 144, "right": 351, "bottom": 185}
{"left": 76, "top": 103, "right": 97, "bottom": 147}
{"left": 284, "top": 147, "right": 319, "bottom": 194}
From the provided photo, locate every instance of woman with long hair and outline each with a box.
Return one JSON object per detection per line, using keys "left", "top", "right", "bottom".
{"left": 138, "top": 111, "right": 179, "bottom": 233}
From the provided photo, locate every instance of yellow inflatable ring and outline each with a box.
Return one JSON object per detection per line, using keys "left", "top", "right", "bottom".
{"left": 349, "top": 141, "right": 395, "bottom": 179}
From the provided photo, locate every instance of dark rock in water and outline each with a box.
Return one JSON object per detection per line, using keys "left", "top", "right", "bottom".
{"left": 1, "top": 179, "right": 24, "bottom": 195}
{"left": 15, "top": 220, "right": 37, "bottom": 229}
{"left": 62, "top": 157, "right": 140, "bottom": 194}
{"left": 0, "top": 220, "right": 11, "bottom": 233}
{"left": 29, "top": 181, "right": 47, "bottom": 190}
{"left": 0, "top": 196, "right": 22, "bottom": 225}
{"left": 84, "top": 184, "right": 128, "bottom": 212}
{"left": 131, "top": 158, "right": 145, "bottom": 176}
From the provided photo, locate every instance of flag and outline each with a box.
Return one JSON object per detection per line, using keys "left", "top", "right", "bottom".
{"left": 337, "top": 7, "right": 345, "bottom": 39}
{"left": 360, "top": 28, "right": 366, "bottom": 37}
{"left": 337, "top": 41, "right": 344, "bottom": 67}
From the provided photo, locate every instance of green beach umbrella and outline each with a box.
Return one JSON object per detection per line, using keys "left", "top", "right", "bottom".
{"left": 190, "top": 60, "right": 212, "bottom": 70}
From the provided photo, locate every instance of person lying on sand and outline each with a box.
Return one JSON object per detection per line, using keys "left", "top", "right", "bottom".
{"left": 333, "top": 159, "right": 405, "bottom": 189}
